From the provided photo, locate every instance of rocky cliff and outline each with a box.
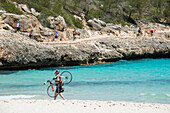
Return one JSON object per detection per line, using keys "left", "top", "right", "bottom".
{"left": 0, "top": 29, "right": 169, "bottom": 70}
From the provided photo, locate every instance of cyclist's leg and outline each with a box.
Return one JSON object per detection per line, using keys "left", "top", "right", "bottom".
{"left": 59, "top": 93, "right": 65, "bottom": 100}
{"left": 54, "top": 92, "right": 58, "bottom": 100}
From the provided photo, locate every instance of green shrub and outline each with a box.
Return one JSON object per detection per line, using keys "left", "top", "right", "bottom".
{"left": 88, "top": 8, "right": 105, "bottom": 19}
{"left": 163, "top": 6, "right": 170, "bottom": 17}
{"left": 37, "top": 14, "right": 51, "bottom": 28}
{"left": 0, "top": 0, "right": 23, "bottom": 14}
{"left": 72, "top": 18, "right": 83, "bottom": 29}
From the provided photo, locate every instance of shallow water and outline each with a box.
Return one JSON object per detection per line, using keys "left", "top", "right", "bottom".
{"left": 0, "top": 58, "right": 170, "bottom": 104}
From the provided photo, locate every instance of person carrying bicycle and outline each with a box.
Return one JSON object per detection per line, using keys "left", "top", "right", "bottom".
{"left": 53, "top": 70, "right": 65, "bottom": 100}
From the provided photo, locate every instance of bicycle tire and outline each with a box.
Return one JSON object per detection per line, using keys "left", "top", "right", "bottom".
{"left": 47, "top": 85, "right": 56, "bottom": 98}
{"left": 60, "top": 71, "right": 72, "bottom": 84}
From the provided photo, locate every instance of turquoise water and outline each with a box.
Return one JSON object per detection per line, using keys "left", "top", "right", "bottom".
{"left": 0, "top": 58, "right": 170, "bottom": 104}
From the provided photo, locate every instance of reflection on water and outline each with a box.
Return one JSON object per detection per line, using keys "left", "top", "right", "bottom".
{"left": 0, "top": 71, "right": 17, "bottom": 75}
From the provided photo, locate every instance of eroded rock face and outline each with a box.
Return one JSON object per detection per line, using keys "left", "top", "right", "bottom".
{"left": 30, "top": 8, "right": 40, "bottom": 16}
{"left": 48, "top": 15, "right": 67, "bottom": 31}
{"left": 0, "top": 30, "right": 169, "bottom": 69}
{"left": 1, "top": 13, "right": 42, "bottom": 33}
{"left": 18, "top": 4, "right": 31, "bottom": 14}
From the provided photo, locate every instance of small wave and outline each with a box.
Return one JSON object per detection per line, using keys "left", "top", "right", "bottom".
{"left": 140, "top": 93, "right": 158, "bottom": 96}
{"left": 140, "top": 93, "right": 146, "bottom": 96}
{"left": 151, "top": 93, "right": 156, "bottom": 96}
{"left": 140, "top": 93, "right": 170, "bottom": 98}
{"left": 0, "top": 95, "right": 36, "bottom": 99}
{"left": 166, "top": 94, "right": 170, "bottom": 97}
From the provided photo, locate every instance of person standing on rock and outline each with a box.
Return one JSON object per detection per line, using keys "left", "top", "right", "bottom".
{"left": 16, "top": 21, "right": 20, "bottom": 33}
{"left": 29, "top": 29, "right": 34, "bottom": 39}
{"left": 151, "top": 28, "right": 154, "bottom": 37}
{"left": 73, "top": 29, "right": 77, "bottom": 40}
{"left": 53, "top": 31, "right": 58, "bottom": 41}
{"left": 137, "top": 27, "right": 141, "bottom": 36}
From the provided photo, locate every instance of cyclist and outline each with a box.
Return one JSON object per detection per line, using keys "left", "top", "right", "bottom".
{"left": 151, "top": 28, "right": 154, "bottom": 37}
{"left": 137, "top": 27, "right": 141, "bottom": 36}
{"left": 29, "top": 29, "right": 34, "bottom": 39}
{"left": 16, "top": 21, "right": 20, "bottom": 33}
{"left": 53, "top": 70, "right": 65, "bottom": 100}
{"left": 53, "top": 31, "right": 58, "bottom": 41}
{"left": 73, "top": 29, "right": 76, "bottom": 40}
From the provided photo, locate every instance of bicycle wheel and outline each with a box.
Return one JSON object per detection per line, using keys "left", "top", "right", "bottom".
{"left": 60, "top": 71, "right": 72, "bottom": 84}
{"left": 47, "top": 85, "right": 56, "bottom": 98}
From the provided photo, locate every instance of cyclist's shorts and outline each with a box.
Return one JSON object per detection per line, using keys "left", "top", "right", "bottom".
{"left": 56, "top": 87, "right": 64, "bottom": 93}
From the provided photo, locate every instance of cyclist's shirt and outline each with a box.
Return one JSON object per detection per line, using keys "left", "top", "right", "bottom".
{"left": 55, "top": 32, "right": 58, "bottom": 36}
{"left": 54, "top": 76, "right": 62, "bottom": 87}
{"left": 16, "top": 23, "right": 20, "bottom": 28}
{"left": 54, "top": 76, "right": 64, "bottom": 93}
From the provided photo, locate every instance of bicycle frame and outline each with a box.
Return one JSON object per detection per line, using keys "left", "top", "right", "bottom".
{"left": 44, "top": 80, "right": 54, "bottom": 91}
{"left": 44, "top": 71, "right": 72, "bottom": 98}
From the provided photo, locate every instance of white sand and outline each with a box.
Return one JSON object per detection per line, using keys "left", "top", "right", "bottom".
{"left": 0, "top": 100, "right": 170, "bottom": 113}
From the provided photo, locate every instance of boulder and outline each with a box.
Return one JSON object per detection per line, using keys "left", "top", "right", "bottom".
{"left": 78, "top": 29, "right": 90, "bottom": 39}
{"left": 74, "top": 15, "right": 82, "bottom": 21}
{"left": 40, "top": 27, "right": 54, "bottom": 36}
{"left": 2, "top": 13, "right": 22, "bottom": 28}
{"left": 55, "top": 16, "right": 67, "bottom": 30}
{"left": 18, "top": 4, "right": 31, "bottom": 14}
{"left": 0, "top": 23, "right": 14, "bottom": 31}
{"left": 87, "top": 19, "right": 102, "bottom": 31}
{"left": 48, "top": 15, "right": 67, "bottom": 31}
{"left": 93, "top": 18, "right": 106, "bottom": 27}
{"left": 30, "top": 8, "right": 40, "bottom": 16}
{"left": 20, "top": 15, "right": 42, "bottom": 33}
{"left": 1, "top": 13, "right": 42, "bottom": 33}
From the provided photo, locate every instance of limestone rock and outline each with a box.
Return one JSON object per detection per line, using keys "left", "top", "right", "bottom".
{"left": 1, "top": 13, "right": 42, "bottom": 33}
{"left": 74, "top": 15, "right": 82, "bottom": 21}
{"left": 87, "top": 19, "right": 102, "bottom": 31}
{"left": 40, "top": 27, "right": 54, "bottom": 36}
{"left": 0, "top": 29, "right": 169, "bottom": 69}
{"left": 93, "top": 18, "right": 106, "bottom": 27}
{"left": 48, "top": 15, "right": 67, "bottom": 31}
{"left": 18, "top": 4, "right": 31, "bottom": 14}
{"left": 30, "top": 8, "right": 40, "bottom": 16}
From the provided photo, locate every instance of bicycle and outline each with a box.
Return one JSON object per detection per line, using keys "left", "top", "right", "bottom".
{"left": 44, "top": 71, "right": 72, "bottom": 98}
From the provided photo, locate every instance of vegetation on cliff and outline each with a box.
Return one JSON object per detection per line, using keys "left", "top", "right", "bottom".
{"left": 0, "top": 0, "right": 170, "bottom": 27}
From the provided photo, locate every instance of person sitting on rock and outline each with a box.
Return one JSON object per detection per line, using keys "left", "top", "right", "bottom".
{"left": 29, "top": 29, "right": 34, "bottom": 39}
{"left": 53, "top": 31, "right": 58, "bottom": 41}
{"left": 16, "top": 21, "right": 20, "bottom": 33}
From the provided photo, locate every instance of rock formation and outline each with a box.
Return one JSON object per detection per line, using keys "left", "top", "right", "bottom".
{"left": 0, "top": 29, "right": 169, "bottom": 69}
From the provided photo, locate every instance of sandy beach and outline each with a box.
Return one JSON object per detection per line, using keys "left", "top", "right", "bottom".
{"left": 0, "top": 99, "right": 170, "bottom": 113}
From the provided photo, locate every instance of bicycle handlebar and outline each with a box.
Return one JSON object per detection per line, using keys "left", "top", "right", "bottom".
{"left": 43, "top": 80, "right": 52, "bottom": 85}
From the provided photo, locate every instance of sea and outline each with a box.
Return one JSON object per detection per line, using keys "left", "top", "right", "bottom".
{"left": 0, "top": 58, "right": 170, "bottom": 104}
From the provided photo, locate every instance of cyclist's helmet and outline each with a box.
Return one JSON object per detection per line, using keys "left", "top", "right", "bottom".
{"left": 54, "top": 70, "right": 59, "bottom": 75}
